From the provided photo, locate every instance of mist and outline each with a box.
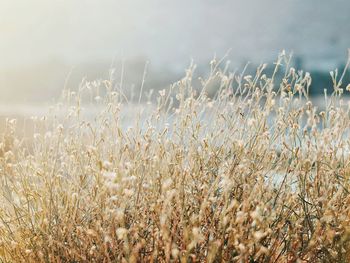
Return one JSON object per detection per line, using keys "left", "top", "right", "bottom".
{"left": 0, "top": 0, "right": 349, "bottom": 103}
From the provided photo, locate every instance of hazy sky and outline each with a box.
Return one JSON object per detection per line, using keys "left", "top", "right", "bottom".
{"left": 0, "top": 0, "right": 349, "bottom": 103}
{"left": 1, "top": 0, "right": 349, "bottom": 70}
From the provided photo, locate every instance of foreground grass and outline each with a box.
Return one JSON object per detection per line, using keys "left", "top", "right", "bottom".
{"left": 1, "top": 53, "right": 350, "bottom": 262}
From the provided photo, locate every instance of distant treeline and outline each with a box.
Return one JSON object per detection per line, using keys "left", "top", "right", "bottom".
{"left": 0, "top": 56, "right": 348, "bottom": 104}
{"left": 242, "top": 57, "right": 350, "bottom": 97}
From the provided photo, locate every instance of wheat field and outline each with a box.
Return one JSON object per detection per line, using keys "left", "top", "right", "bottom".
{"left": 1, "top": 53, "right": 350, "bottom": 262}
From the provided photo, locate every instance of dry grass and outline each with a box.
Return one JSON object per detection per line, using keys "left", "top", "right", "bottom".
{"left": 1, "top": 52, "right": 350, "bottom": 262}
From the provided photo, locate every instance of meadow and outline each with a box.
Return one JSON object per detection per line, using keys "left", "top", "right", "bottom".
{"left": 1, "top": 52, "right": 350, "bottom": 262}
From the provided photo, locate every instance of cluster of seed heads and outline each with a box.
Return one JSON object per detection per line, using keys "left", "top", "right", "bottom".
{"left": 0, "top": 52, "right": 350, "bottom": 262}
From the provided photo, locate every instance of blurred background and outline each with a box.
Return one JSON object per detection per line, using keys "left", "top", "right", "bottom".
{"left": 0, "top": 0, "right": 349, "bottom": 107}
